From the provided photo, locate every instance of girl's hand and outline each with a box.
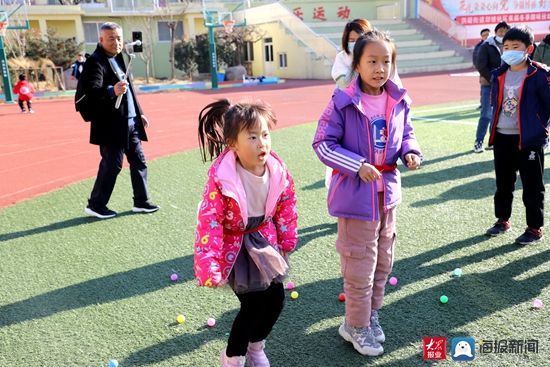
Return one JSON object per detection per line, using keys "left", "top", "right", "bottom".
{"left": 358, "top": 162, "right": 381, "bottom": 183}
{"left": 405, "top": 153, "right": 421, "bottom": 170}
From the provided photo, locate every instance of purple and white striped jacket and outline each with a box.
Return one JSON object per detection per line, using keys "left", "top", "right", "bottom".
{"left": 312, "top": 77, "right": 421, "bottom": 221}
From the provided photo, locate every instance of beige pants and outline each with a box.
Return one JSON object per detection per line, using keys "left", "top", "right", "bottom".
{"left": 336, "top": 194, "right": 396, "bottom": 327}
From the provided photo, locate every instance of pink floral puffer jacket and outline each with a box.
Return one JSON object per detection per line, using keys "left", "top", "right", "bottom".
{"left": 194, "top": 148, "right": 298, "bottom": 287}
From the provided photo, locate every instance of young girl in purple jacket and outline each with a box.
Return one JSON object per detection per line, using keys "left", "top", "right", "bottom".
{"left": 312, "top": 29, "right": 422, "bottom": 357}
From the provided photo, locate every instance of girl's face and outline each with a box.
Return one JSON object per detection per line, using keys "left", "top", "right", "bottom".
{"left": 355, "top": 40, "right": 392, "bottom": 95}
{"left": 348, "top": 30, "right": 361, "bottom": 43}
{"left": 231, "top": 116, "right": 271, "bottom": 176}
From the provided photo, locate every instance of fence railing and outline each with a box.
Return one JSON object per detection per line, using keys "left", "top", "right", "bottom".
{"left": 241, "top": 2, "right": 336, "bottom": 62}
{"left": 419, "top": 0, "right": 467, "bottom": 46}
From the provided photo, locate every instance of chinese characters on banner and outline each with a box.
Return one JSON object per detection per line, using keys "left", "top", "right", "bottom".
{"left": 422, "top": 0, "right": 550, "bottom": 25}
{"left": 293, "top": 5, "right": 352, "bottom": 21}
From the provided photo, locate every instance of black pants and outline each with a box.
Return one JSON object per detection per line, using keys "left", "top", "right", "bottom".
{"left": 18, "top": 99, "right": 32, "bottom": 111}
{"left": 88, "top": 124, "right": 149, "bottom": 209}
{"left": 226, "top": 282, "right": 285, "bottom": 357}
{"left": 493, "top": 132, "right": 545, "bottom": 228}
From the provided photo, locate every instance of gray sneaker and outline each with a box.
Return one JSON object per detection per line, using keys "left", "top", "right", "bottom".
{"left": 370, "top": 310, "right": 385, "bottom": 343}
{"left": 338, "top": 322, "right": 384, "bottom": 356}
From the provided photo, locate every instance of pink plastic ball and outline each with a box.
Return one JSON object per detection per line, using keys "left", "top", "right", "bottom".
{"left": 207, "top": 317, "right": 216, "bottom": 327}
{"left": 338, "top": 292, "right": 346, "bottom": 302}
{"left": 286, "top": 281, "right": 295, "bottom": 290}
{"left": 170, "top": 273, "right": 178, "bottom": 282}
{"left": 532, "top": 298, "right": 544, "bottom": 309}
{"left": 388, "top": 276, "right": 398, "bottom": 286}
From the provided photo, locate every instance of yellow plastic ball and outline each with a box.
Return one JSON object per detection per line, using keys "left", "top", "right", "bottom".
{"left": 290, "top": 291, "right": 299, "bottom": 300}
{"left": 176, "top": 314, "right": 186, "bottom": 324}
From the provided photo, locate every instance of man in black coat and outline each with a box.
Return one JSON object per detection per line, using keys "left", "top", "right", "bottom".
{"left": 472, "top": 28, "right": 490, "bottom": 68}
{"left": 473, "top": 21, "right": 510, "bottom": 153}
{"left": 81, "top": 22, "right": 159, "bottom": 219}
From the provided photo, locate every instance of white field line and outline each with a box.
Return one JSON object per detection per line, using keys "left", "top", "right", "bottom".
{"left": 412, "top": 103, "right": 479, "bottom": 125}
{"left": 412, "top": 116, "right": 477, "bottom": 125}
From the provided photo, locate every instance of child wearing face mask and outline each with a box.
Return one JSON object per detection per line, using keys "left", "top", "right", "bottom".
{"left": 485, "top": 26, "right": 550, "bottom": 245}
{"left": 473, "top": 21, "right": 510, "bottom": 153}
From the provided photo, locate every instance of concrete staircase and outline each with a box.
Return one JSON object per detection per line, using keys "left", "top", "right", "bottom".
{"left": 306, "top": 19, "right": 473, "bottom": 75}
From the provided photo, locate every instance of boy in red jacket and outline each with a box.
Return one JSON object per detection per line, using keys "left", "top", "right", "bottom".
{"left": 13, "top": 74, "right": 35, "bottom": 113}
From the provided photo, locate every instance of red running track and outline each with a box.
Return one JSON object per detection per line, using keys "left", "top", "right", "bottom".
{"left": 0, "top": 73, "right": 479, "bottom": 208}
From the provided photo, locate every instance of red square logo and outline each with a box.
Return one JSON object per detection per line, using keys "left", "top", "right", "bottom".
{"left": 423, "top": 337, "right": 447, "bottom": 360}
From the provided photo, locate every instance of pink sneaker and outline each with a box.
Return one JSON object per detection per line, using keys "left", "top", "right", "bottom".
{"left": 220, "top": 349, "right": 245, "bottom": 367}
{"left": 247, "top": 340, "right": 270, "bottom": 367}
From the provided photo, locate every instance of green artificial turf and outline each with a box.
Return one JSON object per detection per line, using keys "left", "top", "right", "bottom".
{"left": 1, "top": 101, "right": 548, "bottom": 366}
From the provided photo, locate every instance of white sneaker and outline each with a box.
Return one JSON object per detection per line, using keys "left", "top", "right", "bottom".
{"left": 473, "top": 141, "right": 485, "bottom": 153}
{"left": 339, "top": 322, "right": 384, "bottom": 356}
{"left": 370, "top": 310, "right": 385, "bottom": 343}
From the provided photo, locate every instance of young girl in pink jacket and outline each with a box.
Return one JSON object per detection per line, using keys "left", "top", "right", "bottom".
{"left": 194, "top": 99, "right": 298, "bottom": 367}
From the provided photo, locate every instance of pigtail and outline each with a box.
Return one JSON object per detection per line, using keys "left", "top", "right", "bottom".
{"left": 198, "top": 99, "right": 231, "bottom": 162}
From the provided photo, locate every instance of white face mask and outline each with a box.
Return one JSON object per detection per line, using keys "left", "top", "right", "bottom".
{"left": 495, "top": 36, "right": 503, "bottom": 43}
{"left": 501, "top": 50, "right": 527, "bottom": 66}
{"left": 348, "top": 42, "right": 356, "bottom": 52}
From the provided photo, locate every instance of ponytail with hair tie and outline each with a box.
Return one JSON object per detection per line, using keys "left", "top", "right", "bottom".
{"left": 198, "top": 99, "right": 231, "bottom": 162}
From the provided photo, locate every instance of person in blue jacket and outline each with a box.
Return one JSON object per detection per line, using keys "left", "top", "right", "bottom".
{"left": 485, "top": 26, "right": 550, "bottom": 245}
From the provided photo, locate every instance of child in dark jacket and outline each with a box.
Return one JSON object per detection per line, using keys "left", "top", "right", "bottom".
{"left": 485, "top": 26, "right": 550, "bottom": 245}
{"left": 12, "top": 75, "right": 35, "bottom": 113}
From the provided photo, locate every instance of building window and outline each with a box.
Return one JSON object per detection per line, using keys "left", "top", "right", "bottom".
{"left": 278, "top": 53, "right": 287, "bottom": 68}
{"left": 83, "top": 22, "right": 101, "bottom": 44}
{"left": 157, "top": 21, "right": 184, "bottom": 42}
{"left": 243, "top": 41, "right": 254, "bottom": 62}
{"left": 264, "top": 38, "right": 273, "bottom": 62}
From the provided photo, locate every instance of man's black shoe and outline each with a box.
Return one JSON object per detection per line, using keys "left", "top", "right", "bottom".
{"left": 85, "top": 205, "right": 117, "bottom": 219}
{"left": 132, "top": 202, "right": 160, "bottom": 213}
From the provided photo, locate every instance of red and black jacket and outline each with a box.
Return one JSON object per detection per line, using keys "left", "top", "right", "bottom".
{"left": 488, "top": 59, "right": 550, "bottom": 149}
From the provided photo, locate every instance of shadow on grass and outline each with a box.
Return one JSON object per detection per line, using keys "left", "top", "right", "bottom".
{"left": 419, "top": 150, "right": 472, "bottom": 167}
{"left": 379, "top": 248, "right": 550, "bottom": 360}
{"left": 0, "top": 211, "right": 135, "bottom": 242}
{"left": 123, "top": 246, "right": 550, "bottom": 366}
{"left": 414, "top": 109, "right": 480, "bottom": 122}
{"left": 0, "top": 255, "right": 194, "bottom": 328}
{"left": 403, "top": 160, "right": 494, "bottom": 189}
{"left": 0, "top": 222, "right": 336, "bottom": 330}
{"left": 411, "top": 177, "right": 494, "bottom": 207}
{"left": 295, "top": 222, "right": 337, "bottom": 251}
{"left": 122, "top": 233, "right": 550, "bottom": 366}
{"left": 301, "top": 179, "right": 325, "bottom": 191}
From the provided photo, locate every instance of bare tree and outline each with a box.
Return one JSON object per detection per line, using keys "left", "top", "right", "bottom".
{"left": 134, "top": 17, "right": 155, "bottom": 84}
{"left": 158, "top": 0, "right": 190, "bottom": 80}
{"left": 217, "top": 25, "right": 267, "bottom": 65}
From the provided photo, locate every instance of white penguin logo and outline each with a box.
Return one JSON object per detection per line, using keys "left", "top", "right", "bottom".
{"left": 453, "top": 341, "right": 473, "bottom": 358}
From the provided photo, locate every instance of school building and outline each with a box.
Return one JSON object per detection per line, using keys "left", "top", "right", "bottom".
{"left": 16, "top": 0, "right": 550, "bottom": 80}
